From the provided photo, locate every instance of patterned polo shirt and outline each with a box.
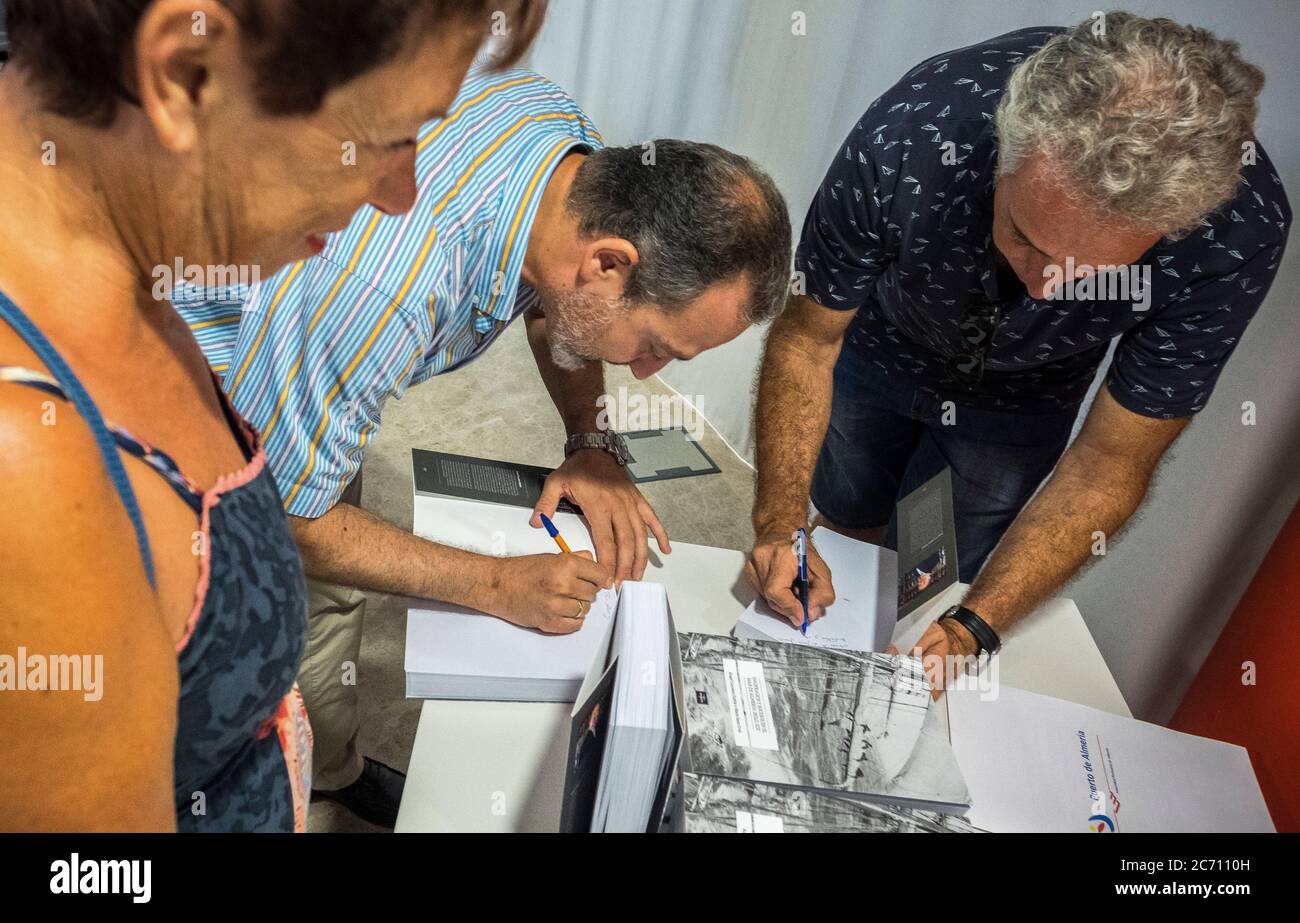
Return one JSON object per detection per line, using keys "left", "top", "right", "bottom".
{"left": 179, "top": 68, "right": 602, "bottom": 517}
{"left": 798, "top": 27, "right": 1291, "bottom": 417}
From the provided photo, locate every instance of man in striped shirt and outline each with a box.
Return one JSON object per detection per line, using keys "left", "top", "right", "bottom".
{"left": 181, "top": 67, "right": 791, "bottom": 826}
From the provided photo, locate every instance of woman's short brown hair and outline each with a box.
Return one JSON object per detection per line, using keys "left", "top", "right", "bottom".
{"left": 3, "top": 0, "right": 546, "bottom": 126}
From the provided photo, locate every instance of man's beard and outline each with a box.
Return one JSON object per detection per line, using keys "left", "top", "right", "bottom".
{"left": 537, "top": 284, "right": 629, "bottom": 371}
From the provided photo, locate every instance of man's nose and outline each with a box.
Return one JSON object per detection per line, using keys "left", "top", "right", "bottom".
{"left": 629, "top": 356, "right": 672, "bottom": 379}
{"left": 369, "top": 146, "right": 419, "bottom": 217}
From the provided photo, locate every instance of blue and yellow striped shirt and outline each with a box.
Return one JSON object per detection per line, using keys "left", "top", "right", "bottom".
{"left": 180, "top": 69, "right": 602, "bottom": 518}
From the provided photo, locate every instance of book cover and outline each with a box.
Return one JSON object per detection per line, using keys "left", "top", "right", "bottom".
{"left": 948, "top": 686, "right": 1276, "bottom": 832}
{"left": 679, "top": 632, "right": 969, "bottom": 810}
{"left": 681, "top": 772, "right": 983, "bottom": 833}
{"left": 896, "top": 467, "right": 958, "bottom": 616}
{"left": 412, "top": 448, "right": 580, "bottom": 514}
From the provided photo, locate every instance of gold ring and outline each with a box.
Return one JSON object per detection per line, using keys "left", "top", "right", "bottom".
{"left": 575, "top": 599, "right": 586, "bottom": 618}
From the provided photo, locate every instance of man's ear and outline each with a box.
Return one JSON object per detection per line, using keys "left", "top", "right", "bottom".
{"left": 133, "top": 0, "right": 239, "bottom": 153}
{"left": 577, "top": 237, "right": 639, "bottom": 299}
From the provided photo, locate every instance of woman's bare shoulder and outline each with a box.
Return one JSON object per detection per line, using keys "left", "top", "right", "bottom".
{"left": 0, "top": 382, "right": 178, "bottom": 830}
{"left": 0, "top": 381, "right": 159, "bottom": 619}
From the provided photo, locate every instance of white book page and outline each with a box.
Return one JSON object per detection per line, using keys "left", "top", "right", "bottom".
{"left": 404, "top": 495, "right": 613, "bottom": 689}
{"left": 735, "top": 527, "right": 895, "bottom": 652}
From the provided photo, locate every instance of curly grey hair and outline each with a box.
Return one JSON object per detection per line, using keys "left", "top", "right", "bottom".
{"left": 995, "top": 11, "right": 1264, "bottom": 237}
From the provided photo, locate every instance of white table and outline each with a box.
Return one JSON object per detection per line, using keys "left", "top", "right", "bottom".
{"left": 395, "top": 543, "right": 1130, "bottom": 832}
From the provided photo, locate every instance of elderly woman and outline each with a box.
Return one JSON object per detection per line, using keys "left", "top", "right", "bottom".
{"left": 0, "top": 0, "right": 541, "bottom": 831}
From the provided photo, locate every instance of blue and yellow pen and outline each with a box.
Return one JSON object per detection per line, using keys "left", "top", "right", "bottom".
{"left": 539, "top": 513, "right": 572, "bottom": 554}
{"left": 795, "top": 528, "right": 810, "bottom": 635}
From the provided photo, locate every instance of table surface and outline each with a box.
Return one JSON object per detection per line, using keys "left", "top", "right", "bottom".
{"left": 395, "top": 540, "right": 1130, "bottom": 832}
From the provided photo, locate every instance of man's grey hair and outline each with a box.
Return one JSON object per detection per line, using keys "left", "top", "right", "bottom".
{"left": 564, "top": 140, "right": 792, "bottom": 323}
{"left": 995, "top": 11, "right": 1264, "bottom": 237}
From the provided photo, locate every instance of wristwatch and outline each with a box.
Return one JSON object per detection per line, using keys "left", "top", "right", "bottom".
{"left": 938, "top": 604, "right": 1001, "bottom": 657}
{"left": 564, "top": 431, "right": 630, "bottom": 466}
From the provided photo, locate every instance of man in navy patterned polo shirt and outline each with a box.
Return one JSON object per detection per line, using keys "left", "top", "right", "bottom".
{"left": 746, "top": 13, "right": 1290, "bottom": 682}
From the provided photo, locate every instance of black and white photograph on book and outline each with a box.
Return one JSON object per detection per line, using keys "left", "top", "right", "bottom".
{"left": 0, "top": 0, "right": 1294, "bottom": 906}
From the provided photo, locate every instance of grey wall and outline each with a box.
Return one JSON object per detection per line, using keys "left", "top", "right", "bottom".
{"left": 524, "top": 0, "right": 1300, "bottom": 723}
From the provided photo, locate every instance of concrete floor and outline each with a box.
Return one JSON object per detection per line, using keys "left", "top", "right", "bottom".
{"left": 308, "top": 323, "right": 757, "bottom": 832}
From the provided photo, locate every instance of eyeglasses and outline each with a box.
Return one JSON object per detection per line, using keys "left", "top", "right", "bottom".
{"left": 944, "top": 300, "right": 1001, "bottom": 389}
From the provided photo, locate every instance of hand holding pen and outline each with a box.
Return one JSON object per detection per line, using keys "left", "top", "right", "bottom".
{"left": 742, "top": 526, "right": 837, "bottom": 629}
{"left": 468, "top": 513, "right": 609, "bottom": 634}
{"left": 794, "top": 528, "right": 810, "bottom": 635}
{"left": 539, "top": 512, "right": 573, "bottom": 554}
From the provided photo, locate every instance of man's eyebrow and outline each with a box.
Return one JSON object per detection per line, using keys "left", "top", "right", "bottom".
{"left": 1008, "top": 208, "right": 1053, "bottom": 261}
{"left": 654, "top": 338, "right": 690, "bottom": 361}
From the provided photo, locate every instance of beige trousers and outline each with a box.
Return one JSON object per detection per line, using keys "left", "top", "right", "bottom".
{"left": 298, "top": 472, "right": 367, "bottom": 792}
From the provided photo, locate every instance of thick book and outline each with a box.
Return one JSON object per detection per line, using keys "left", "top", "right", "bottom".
{"left": 679, "top": 633, "right": 970, "bottom": 813}
{"left": 404, "top": 493, "right": 613, "bottom": 702}
{"left": 560, "top": 582, "right": 685, "bottom": 833}
{"left": 680, "top": 773, "right": 983, "bottom": 833}
{"left": 948, "top": 685, "right": 1276, "bottom": 832}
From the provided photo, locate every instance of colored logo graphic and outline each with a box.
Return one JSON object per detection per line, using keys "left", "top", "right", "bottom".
{"left": 1088, "top": 814, "right": 1116, "bottom": 833}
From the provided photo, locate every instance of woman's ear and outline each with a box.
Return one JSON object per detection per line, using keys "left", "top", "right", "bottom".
{"left": 132, "top": 0, "right": 238, "bottom": 153}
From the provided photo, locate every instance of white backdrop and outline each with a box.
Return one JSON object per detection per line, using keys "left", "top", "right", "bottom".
{"left": 523, "top": 0, "right": 1300, "bottom": 722}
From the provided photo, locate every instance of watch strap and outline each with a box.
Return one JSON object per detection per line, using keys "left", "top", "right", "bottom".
{"left": 564, "top": 431, "right": 629, "bottom": 465}
{"left": 939, "top": 604, "right": 1001, "bottom": 656}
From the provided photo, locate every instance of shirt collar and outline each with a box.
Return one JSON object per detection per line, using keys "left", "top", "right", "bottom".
{"left": 471, "top": 138, "right": 591, "bottom": 331}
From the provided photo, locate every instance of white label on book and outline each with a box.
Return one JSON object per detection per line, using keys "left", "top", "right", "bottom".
{"left": 753, "top": 812, "right": 784, "bottom": 833}
{"left": 737, "top": 660, "right": 779, "bottom": 750}
{"left": 722, "top": 658, "right": 751, "bottom": 747}
{"left": 722, "top": 658, "right": 779, "bottom": 750}
{"left": 735, "top": 810, "right": 784, "bottom": 833}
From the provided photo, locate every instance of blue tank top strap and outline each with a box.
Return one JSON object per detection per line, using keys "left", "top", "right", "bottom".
{"left": 1, "top": 367, "right": 206, "bottom": 516}
{"left": 0, "top": 290, "right": 157, "bottom": 588}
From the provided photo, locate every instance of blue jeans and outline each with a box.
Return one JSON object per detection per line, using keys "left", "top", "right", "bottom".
{"left": 810, "top": 342, "right": 1082, "bottom": 581}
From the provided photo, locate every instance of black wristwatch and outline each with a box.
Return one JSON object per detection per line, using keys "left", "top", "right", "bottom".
{"left": 939, "top": 604, "right": 1001, "bottom": 657}
{"left": 564, "top": 431, "right": 630, "bottom": 466}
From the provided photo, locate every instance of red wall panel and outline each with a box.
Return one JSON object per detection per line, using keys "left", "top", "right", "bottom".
{"left": 1170, "top": 500, "right": 1300, "bottom": 831}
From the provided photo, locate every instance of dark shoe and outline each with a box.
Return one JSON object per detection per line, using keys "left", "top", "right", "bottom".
{"left": 313, "top": 757, "right": 406, "bottom": 828}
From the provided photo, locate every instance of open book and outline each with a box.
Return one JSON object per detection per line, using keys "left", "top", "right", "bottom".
{"left": 403, "top": 493, "right": 614, "bottom": 702}
{"left": 733, "top": 527, "right": 897, "bottom": 652}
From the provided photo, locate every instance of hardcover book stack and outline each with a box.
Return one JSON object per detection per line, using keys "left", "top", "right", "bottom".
{"left": 560, "top": 584, "right": 977, "bottom": 833}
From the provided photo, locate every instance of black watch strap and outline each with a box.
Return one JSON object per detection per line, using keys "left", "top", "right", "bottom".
{"left": 939, "top": 605, "right": 1001, "bottom": 656}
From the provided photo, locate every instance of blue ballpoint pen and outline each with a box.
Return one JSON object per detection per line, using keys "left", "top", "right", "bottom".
{"left": 538, "top": 513, "right": 572, "bottom": 554}
{"left": 795, "top": 528, "right": 810, "bottom": 635}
